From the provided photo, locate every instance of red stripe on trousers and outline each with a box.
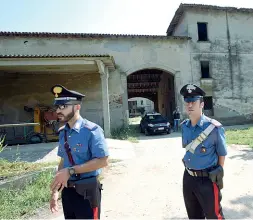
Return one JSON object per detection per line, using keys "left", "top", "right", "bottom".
{"left": 213, "top": 183, "right": 222, "bottom": 220}
{"left": 93, "top": 207, "right": 98, "bottom": 220}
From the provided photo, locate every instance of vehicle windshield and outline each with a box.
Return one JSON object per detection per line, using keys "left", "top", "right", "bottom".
{"left": 147, "top": 115, "right": 165, "bottom": 122}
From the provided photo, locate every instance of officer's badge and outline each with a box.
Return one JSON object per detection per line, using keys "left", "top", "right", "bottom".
{"left": 53, "top": 86, "right": 63, "bottom": 98}
{"left": 201, "top": 146, "right": 206, "bottom": 153}
{"left": 186, "top": 84, "right": 196, "bottom": 93}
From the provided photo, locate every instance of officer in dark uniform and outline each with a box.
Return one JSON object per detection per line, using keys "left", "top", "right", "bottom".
{"left": 49, "top": 84, "right": 109, "bottom": 219}
{"left": 180, "top": 84, "right": 227, "bottom": 219}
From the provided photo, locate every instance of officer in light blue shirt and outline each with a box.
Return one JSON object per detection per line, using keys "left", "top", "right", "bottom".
{"left": 180, "top": 84, "right": 227, "bottom": 219}
{"left": 49, "top": 84, "right": 109, "bottom": 219}
{"left": 57, "top": 116, "right": 108, "bottom": 180}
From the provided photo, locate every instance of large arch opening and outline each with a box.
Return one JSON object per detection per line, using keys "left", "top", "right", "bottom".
{"left": 127, "top": 68, "right": 176, "bottom": 124}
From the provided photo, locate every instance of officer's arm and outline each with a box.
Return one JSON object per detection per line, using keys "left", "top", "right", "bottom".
{"left": 218, "top": 156, "right": 225, "bottom": 167}
{"left": 58, "top": 158, "right": 64, "bottom": 171}
{"left": 73, "top": 126, "right": 109, "bottom": 174}
{"left": 216, "top": 127, "right": 227, "bottom": 167}
{"left": 74, "top": 156, "right": 108, "bottom": 174}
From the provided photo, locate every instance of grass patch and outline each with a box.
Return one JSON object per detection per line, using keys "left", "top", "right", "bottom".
{"left": 226, "top": 127, "right": 253, "bottom": 147}
{"left": 111, "top": 124, "right": 139, "bottom": 143}
{"left": 0, "top": 159, "right": 59, "bottom": 179}
{"left": 0, "top": 170, "right": 54, "bottom": 219}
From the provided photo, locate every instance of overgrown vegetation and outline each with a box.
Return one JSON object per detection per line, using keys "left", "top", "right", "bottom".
{"left": 226, "top": 127, "right": 253, "bottom": 147}
{"left": 0, "top": 159, "right": 59, "bottom": 179}
{"left": 111, "top": 116, "right": 141, "bottom": 143}
{"left": 111, "top": 124, "right": 139, "bottom": 143}
{"left": 0, "top": 170, "right": 54, "bottom": 219}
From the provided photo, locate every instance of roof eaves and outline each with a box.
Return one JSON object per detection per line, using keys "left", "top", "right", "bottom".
{"left": 0, "top": 31, "right": 191, "bottom": 40}
{"left": 0, "top": 54, "right": 111, "bottom": 58}
{"left": 0, "top": 54, "right": 117, "bottom": 71}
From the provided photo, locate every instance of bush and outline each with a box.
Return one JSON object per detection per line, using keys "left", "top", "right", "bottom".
{"left": 111, "top": 125, "right": 139, "bottom": 143}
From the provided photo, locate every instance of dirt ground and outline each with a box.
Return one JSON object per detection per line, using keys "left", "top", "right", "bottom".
{"left": 29, "top": 130, "right": 253, "bottom": 220}
{"left": 2, "top": 122, "right": 253, "bottom": 220}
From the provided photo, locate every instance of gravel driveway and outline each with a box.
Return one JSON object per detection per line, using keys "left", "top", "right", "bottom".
{"left": 100, "top": 132, "right": 253, "bottom": 219}
{"left": 28, "top": 131, "right": 253, "bottom": 220}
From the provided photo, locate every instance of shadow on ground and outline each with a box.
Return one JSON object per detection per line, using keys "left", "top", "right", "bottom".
{"left": 228, "top": 148, "right": 253, "bottom": 161}
{"left": 223, "top": 195, "right": 253, "bottom": 219}
{"left": 163, "top": 195, "right": 253, "bottom": 219}
{"left": 0, "top": 142, "right": 58, "bottom": 162}
{"left": 138, "top": 131, "right": 182, "bottom": 141}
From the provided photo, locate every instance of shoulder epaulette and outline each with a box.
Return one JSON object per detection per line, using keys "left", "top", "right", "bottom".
{"left": 83, "top": 121, "right": 97, "bottom": 131}
{"left": 210, "top": 119, "right": 222, "bottom": 127}
{"left": 180, "top": 119, "right": 189, "bottom": 125}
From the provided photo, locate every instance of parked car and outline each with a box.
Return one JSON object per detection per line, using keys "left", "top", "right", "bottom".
{"left": 140, "top": 112, "right": 171, "bottom": 136}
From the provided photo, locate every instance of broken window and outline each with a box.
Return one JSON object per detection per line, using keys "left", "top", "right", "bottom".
{"left": 204, "top": 96, "right": 213, "bottom": 110}
{"left": 203, "top": 96, "right": 214, "bottom": 116}
{"left": 197, "top": 22, "right": 208, "bottom": 41}
{"left": 201, "top": 61, "right": 210, "bottom": 78}
{"left": 168, "top": 79, "right": 171, "bottom": 90}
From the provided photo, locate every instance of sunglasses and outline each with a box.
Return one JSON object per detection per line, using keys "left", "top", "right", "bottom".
{"left": 54, "top": 104, "right": 73, "bottom": 110}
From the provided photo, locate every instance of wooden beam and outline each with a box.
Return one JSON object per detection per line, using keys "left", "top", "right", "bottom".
{"left": 128, "top": 88, "right": 157, "bottom": 93}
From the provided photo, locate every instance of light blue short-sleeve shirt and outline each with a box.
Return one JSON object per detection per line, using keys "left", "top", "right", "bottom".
{"left": 57, "top": 116, "right": 109, "bottom": 180}
{"left": 181, "top": 114, "right": 227, "bottom": 170}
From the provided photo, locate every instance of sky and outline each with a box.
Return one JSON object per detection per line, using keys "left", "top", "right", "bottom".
{"left": 0, "top": 0, "right": 253, "bottom": 35}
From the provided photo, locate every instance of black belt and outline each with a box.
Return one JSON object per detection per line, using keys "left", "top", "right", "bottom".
{"left": 185, "top": 167, "right": 209, "bottom": 177}
{"left": 67, "top": 176, "right": 98, "bottom": 188}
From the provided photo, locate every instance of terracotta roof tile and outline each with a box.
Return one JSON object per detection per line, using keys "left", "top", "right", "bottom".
{"left": 0, "top": 54, "right": 111, "bottom": 58}
{"left": 0, "top": 31, "right": 191, "bottom": 40}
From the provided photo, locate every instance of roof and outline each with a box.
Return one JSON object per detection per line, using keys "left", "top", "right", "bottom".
{"left": 0, "top": 54, "right": 116, "bottom": 71}
{"left": 0, "top": 54, "right": 111, "bottom": 58}
{"left": 167, "top": 3, "right": 253, "bottom": 35}
{"left": 0, "top": 31, "right": 190, "bottom": 40}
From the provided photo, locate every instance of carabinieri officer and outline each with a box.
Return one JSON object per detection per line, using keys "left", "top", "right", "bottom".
{"left": 49, "top": 84, "right": 109, "bottom": 219}
{"left": 180, "top": 83, "right": 227, "bottom": 219}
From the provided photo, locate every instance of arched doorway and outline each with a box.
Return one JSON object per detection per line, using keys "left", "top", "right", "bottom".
{"left": 127, "top": 68, "right": 176, "bottom": 123}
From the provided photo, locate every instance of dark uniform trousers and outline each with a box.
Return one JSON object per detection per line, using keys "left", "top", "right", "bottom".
{"left": 183, "top": 170, "right": 225, "bottom": 219}
{"left": 62, "top": 187, "right": 102, "bottom": 219}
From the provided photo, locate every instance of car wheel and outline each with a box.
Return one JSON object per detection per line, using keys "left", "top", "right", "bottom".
{"left": 29, "top": 134, "right": 43, "bottom": 144}
{"left": 167, "top": 129, "right": 171, "bottom": 134}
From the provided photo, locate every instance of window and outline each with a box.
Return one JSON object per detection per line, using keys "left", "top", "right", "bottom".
{"left": 147, "top": 114, "right": 164, "bottom": 122}
{"left": 197, "top": 22, "right": 208, "bottom": 41}
{"left": 200, "top": 61, "right": 210, "bottom": 78}
{"left": 168, "top": 79, "right": 171, "bottom": 90}
{"left": 204, "top": 96, "right": 213, "bottom": 110}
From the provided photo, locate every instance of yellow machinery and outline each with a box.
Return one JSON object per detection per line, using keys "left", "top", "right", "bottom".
{"left": 33, "top": 106, "right": 60, "bottom": 142}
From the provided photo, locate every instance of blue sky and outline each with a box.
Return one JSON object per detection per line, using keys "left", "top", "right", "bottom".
{"left": 1, "top": 0, "right": 253, "bottom": 35}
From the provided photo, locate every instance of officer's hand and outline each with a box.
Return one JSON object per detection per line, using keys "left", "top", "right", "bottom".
{"left": 50, "top": 198, "right": 59, "bottom": 213}
{"left": 50, "top": 168, "right": 70, "bottom": 192}
{"left": 50, "top": 191, "right": 59, "bottom": 213}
